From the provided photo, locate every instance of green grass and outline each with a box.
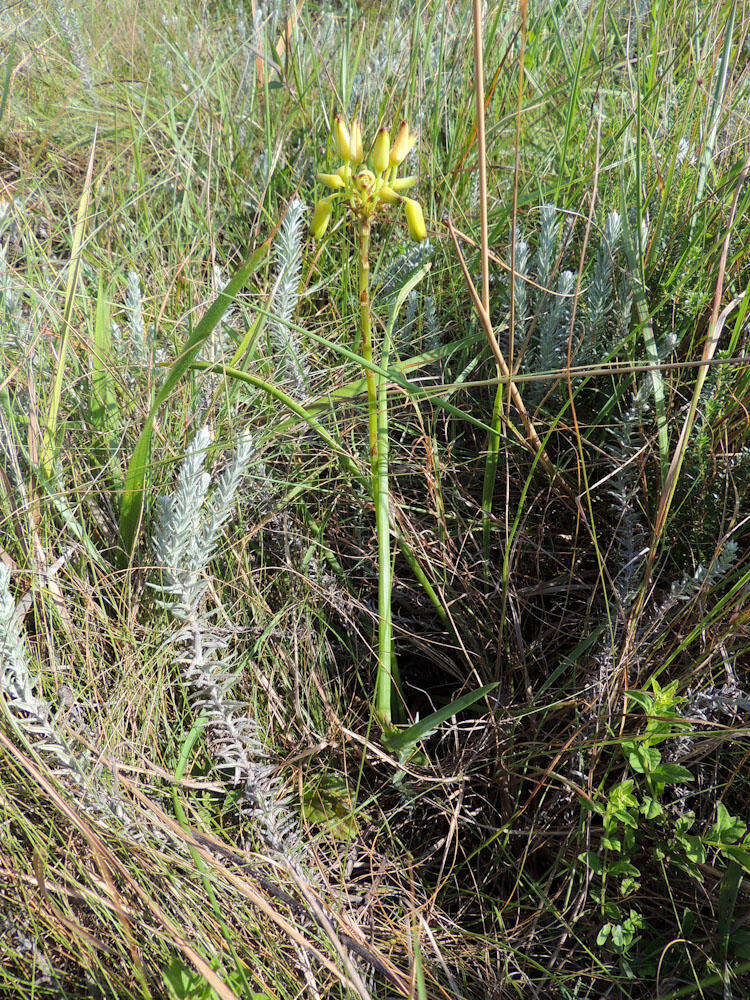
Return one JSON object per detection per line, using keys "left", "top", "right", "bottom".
{"left": 0, "top": 0, "right": 749, "bottom": 997}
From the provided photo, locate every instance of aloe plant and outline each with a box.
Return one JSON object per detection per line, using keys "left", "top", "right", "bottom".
{"left": 311, "top": 115, "right": 425, "bottom": 732}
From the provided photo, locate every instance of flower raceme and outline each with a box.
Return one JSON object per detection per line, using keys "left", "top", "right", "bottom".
{"left": 311, "top": 117, "right": 425, "bottom": 242}
{"left": 309, "top": 113, "right": 425, "bottom": 732}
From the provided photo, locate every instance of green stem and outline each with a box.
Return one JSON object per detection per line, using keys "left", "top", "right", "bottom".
{"left": 358, "top": 217, "right": 393, "bottom": 731}
{"left": 358, "top": 220, "right": 379, "bottom": 468}
{"left": 375, "top": 295, "right": 394, "bottom": 731}
{"left": 481, "top": 378, "right": 504, "bottom": 562}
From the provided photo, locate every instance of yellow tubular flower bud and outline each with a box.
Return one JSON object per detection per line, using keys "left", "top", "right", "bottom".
{"left": 390, "top": 120, "right": 416, "bottom": 166}
{"left": 379, "top": 185, "right": 398, "bottom": 204}
{"left": 311, "top": 198, "right": 333, "bottom": 239}
{"left": 317, "top": 172, "right": 345, "bottom": 190}
{"left": 403, "top": 198, "right": 426, "bottom": 242}
{"left": 350, "top": 119, "right": 363, "bottom": 164}
{"left": 391, "top": 175, "right": 417, "bottom": 191}
{"left": 355, "top": 168, "right": 375, "bottom": 191}
{"left": 372, "top": 128, "right": 390, "bottom": 174}
{"left": 333, "top": 116, "right": 350, "bottom": 161}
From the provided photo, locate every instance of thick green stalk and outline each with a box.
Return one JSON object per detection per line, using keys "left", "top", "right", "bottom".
{"left": 374, "top": 308, "right": 394, "bottom": 730}
{"left": 358, "top": 218, "right": 393, "bottom": 730}
{"left": 358, "top": 220, "right": 379, "bottom": 466}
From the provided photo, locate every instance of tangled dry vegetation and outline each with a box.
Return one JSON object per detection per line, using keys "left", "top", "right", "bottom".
{"left": 1, "top": 1, "right": 750, "bottom": 998}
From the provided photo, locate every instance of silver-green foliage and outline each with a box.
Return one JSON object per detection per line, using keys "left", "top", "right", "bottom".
{"left": 269, "top": 198, "right": 308, "bottom": 397}
{"left": 535, "top": 203, "right": 560, "bottom": 293}
{"left": 587, "top": 211, "right": 623, "bottom": 339}
{"left": 152, "top": 427, "right": 214, "bottom": 616}
{"left": 0, "top": 565, "right": 130, "bottom": 828}
{"left": 48, "top": 0, "right": 94, "bottom": 95}
{"left": 608, "top": 384, "right": 650, "bottom": 608}
{"left": 517, "top": 208, "right": 627, "bottom": 396}
{"left": 0, "top": 245, "right": 27, "bottom": 351}
{"left": 126, "top": 270, "right": 148, "bottom": 365}
{"left": 511, "top": 233, "right": 530, "bottom": 341}
{"left": 151, "top": 428, "right": 303, "bottom": 861}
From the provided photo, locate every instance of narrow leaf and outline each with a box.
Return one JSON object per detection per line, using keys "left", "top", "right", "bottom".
{"left": 118, "top": 242, "right": 267, "bottom": 555}
{"left": 40, "top": 128, "right": 97, "bottom": 478}
{"left": 90, "top": 273, "right": 119, "bottom": 466}
{"left": 381, "top": 682, "right": 498, "bottom": 757}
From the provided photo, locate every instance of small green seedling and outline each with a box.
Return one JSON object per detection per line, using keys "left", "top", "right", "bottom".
{"left": 582, "top": 678, "right": 750, "bottom": 978}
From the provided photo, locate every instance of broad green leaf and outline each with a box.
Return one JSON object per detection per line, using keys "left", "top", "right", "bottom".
{"left": 680, "top": 834, "right": 706, "bottom": 865}
{"left": 163, "top": 958, "right": 204, "bottom": 1000}
{"left": 579, "top": 851, "right": 603, "bottom": 874}
{"left": 654, "top": 763, "right": 694, "bottom": 785}
{"left": 597, "top": 924, "right": 612, "bottom": 946}
{"left": 624, "top": 690, "right": 653, "bottom": 712}
{"left": 722, "top": 846, "right": 750, "bottom": 875}
{"left": 610, "top": 860, "right": 640, "bottom": 878}
{"left": 302, "top": 776, "right": 358, "bottom": 842}
{"left": 163, "top": 958, "right": 267, "bottom": 1000}
{"left": 675, "top": 812, "right": 696, "bottom": 835}
{"left": 729, "top": 929, "right": 750, "bottom": 960}
{"left": 710, "top": 802, "right": 747, "bottom": 845}
{"left": 627, "top": 744, "right": 661, "bottom": 773}
{"left": 612, "top": 780, "right": 637, "bottom": 805}
{"left": 640, "top": 796, "right": 663, "bottom": 820}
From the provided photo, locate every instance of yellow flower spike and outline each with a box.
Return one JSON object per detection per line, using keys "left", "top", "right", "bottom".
{"left": 391, "top": 175, "right": 417, "bottom": 192}
{"left": 350, "top": 119, "right": 363, "bottom": 164}
{"left": 372, "top": 128, "right": 390, "bottom": 174}
{"left": 317, "top": 172, "right": 345, "bottom": 190}
{"left": 333, "top": 116, "right": 351, "bottom": 161}
{"left": 390, "top": 120, "right": 416, "bottom": 166}
{"left": 310, "top": 198, "right": 333, "bottom": 239}
{"left": 402, "top": 197, "right": 426, "bottom": 242}
{"left": 311, "top": 113, "right": 426, "bottom": 735}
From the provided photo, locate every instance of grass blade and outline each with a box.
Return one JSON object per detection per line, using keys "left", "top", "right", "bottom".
{"left": 381, "top": 682, "right": 499, "bottom": 759}
{"left": 693, "top": 0, "right": 736, "bottom": 235}
{"left": 40, "top": 129, "right": 97, "bottom": 478}
{"left": 375, "top": 264, "right": 431, "bottom": 730}
{"left": 0, "top": 44, "right": 14, "bottom": 125}
{"left": 90, "top": 273, "right": 120, "bottom": 472}
{"left": 620, "top": 160, "right": 669, "bottom": 480}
